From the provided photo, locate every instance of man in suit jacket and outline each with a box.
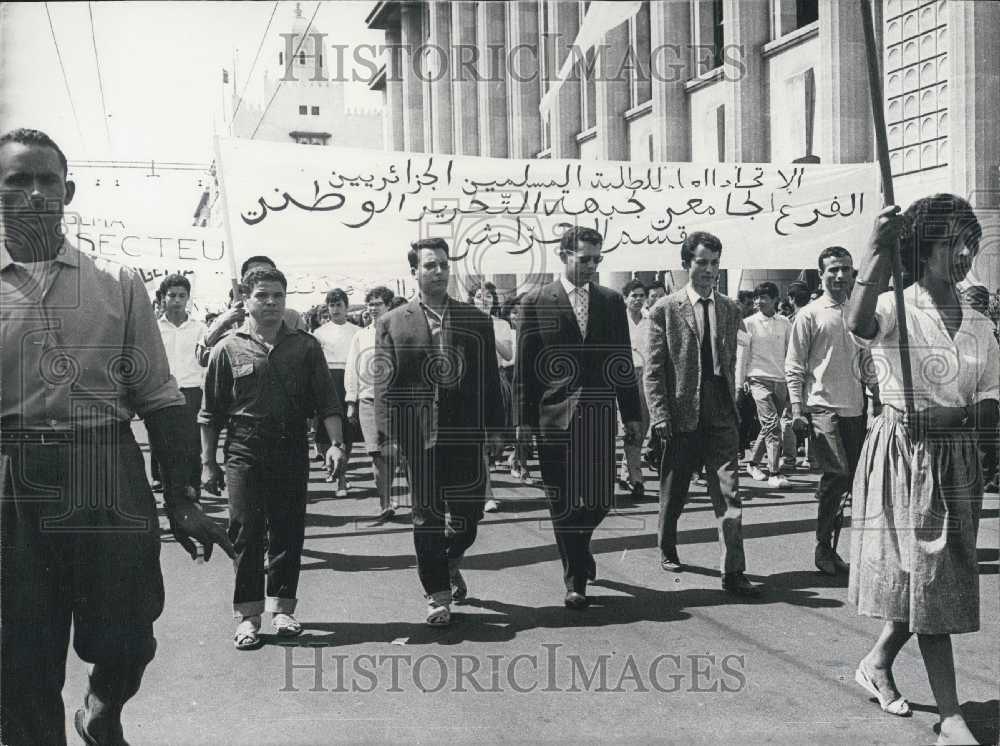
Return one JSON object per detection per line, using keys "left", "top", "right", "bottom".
{"left": 375, "top": 238, "right": 503, "bottom": 626}
{"left": 515, "top": 227, "right": 643, "bottom": 609}
{"left": 645, "top": 231, "right": 762, "bottom": 596}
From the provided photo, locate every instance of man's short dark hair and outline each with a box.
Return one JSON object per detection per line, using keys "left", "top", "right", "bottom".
{"left": 902, "top": 193, "right": 981, "bottom": 282}
{"left": 388, "top": 296, "right": 407, "bottom": 310}
{"left": 621, "top": 279, "right": 647, "bottom": 296}
{"left": 817, "top": 246, "right": 852, "bottom": 273}
{"left": 0, "top": 128, "right": 68, "bottom": 175}
{"left": 408, "top": 238, "right": 450, "bottom": 269}
{"left": 559, "top": 226, "right": 603, "bottom": 256}
{"left": 240, "top": 255, "right": 276, "bottom": 278}
{"left": 159, "top": 273, "right": 191, "bottom": 297}
{"left": 365, "top": 286, "right": 394, "bottom": 305}
{"left": 325, "top": 288, "right": 349, "bottom": 307}
{"left": 753, "top": 282, "right": 779, "bottom": 300}
{"left": 647, "top": 280, "right": 667, "bottom": 293}
{"left": 681, "top": 231, "right": 723, "bottom": 264}
{"left": 242, "top": 266, "right": 286, "bottom": 290}
{"left": 791, "top": 287, "right": 811, "bottom": 307}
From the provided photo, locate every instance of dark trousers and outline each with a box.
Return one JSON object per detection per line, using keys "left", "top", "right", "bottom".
{"left": 809, "top": 410, "right": 866, "bottom": 546}
{"left": 657, "top": 377, "right": 746, "bottom": 575}
{"left": 224, "top": 420, "right": 310, "bottom": 617}
{"left": 537, "top": 401, "right": 617, "bottom": 593}
{"left": 406, "top": 442, "right": 485, "bottom": 596}
{"left": 1, "top": 425, "right": 162, "bottom": 746}
{"left": 314, "top": 369, "right": 352, "bottom": 453}
{"left": 150, "top": 386, "right": 202, "bottom": 486}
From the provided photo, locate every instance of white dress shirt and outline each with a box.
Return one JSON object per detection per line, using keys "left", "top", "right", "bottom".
{"left": 157, "top": 315, "right": 207, "bottom": 388}
{"left": 344, "top": 324, "right": 378, "bottom": 401}
{"left": 685, "top": 284, "right": 721, "bottom": 377}
{"left": 627, "top": 311, "right": 650, "bottom": 368}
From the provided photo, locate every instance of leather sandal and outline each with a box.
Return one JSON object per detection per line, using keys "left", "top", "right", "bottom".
{"left": 233, "top": 618, "right": 263, "bottom": 650}
{"left": 272, "top": 613, "right": 303, "bottom": 637}
{"left": 855, "top": 663, "right": 911, "bottom": 716}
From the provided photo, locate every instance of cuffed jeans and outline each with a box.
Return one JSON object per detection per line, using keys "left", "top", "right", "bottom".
{"left": 224, "top": 419, "right": 310, "bottom": 618}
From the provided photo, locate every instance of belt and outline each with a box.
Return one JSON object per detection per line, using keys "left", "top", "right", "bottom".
{"left": 227, "top": 415, "right": 304, "bottom": 437}
{"left": 0, "top": 420, "right": 133, "bottom": 446}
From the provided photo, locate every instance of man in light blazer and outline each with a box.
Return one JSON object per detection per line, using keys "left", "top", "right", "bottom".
{"left": 375, "top": 238, "right": 504, "bottom": 626}
{"left": 645, "top": 231, "right": 762, "bottom": 597}
{"left": 516, "top": 226, "right": 643, "bottom": 609}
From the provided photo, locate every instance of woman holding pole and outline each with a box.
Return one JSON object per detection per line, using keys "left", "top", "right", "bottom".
{"left": 846, "top": 195, "right": 998, "bottom": 745}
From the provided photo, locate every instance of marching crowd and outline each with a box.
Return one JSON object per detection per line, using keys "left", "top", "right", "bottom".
{"left": 2, "top": 127, "right": 998, "bottom": 746}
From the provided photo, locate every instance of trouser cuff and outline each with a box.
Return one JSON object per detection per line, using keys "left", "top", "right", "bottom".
{"left": 233, "top": 600, "right": 265, "bottom": 619}
{"left": 265, "top": 596, "right": 298, "bottom": 614}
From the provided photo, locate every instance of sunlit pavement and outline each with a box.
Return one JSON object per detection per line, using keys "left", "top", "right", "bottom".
{"left": 61, "top": 424, "right": 999, "bottom": 745}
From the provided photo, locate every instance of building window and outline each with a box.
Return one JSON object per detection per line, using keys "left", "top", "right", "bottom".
{"left": 628, "top": 2, "right": 652, "bottom": 108}
{"left": 884, "top": 0, "right": 948, "bottom": 176}
{"left": 299, "top": 51, "right": 306, "bottom": 65}
{"left": 580, "top": 47, "right": 597, "bottom": 131}
{"left": 311, "top": 106, "right": 319, "bottom": 115}
{"left": 279, "top": 51, "right": 283, "bottom": 65}
{"left": 298, "top": 105, "right": 307, "bottom": 115}
{"left": 772, "top": 0, "right": 819, "bottom": 39}
{"left": 539, "top": 1, "right": 552, "bottom": 94}
{"left": 692, "top": 0, "right": 724, "bottom": 76}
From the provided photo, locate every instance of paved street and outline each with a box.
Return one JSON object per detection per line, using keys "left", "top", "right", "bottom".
{"left": 62, "top": 425, "right": 999, "bottom": 745}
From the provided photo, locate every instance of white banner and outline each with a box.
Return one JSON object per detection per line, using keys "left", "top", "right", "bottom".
{"left": 216, "top": 138, "right": 881, "bottom": 281}
{"left": 62, "top": 213, "right": 233, "bottom": 309}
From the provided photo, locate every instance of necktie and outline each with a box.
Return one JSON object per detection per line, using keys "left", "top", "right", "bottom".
{"left": 573, "top": 287, "right": 588, "bottom": 338}
{"left": 699, "top": 297, "right": 713, "bottom": 379}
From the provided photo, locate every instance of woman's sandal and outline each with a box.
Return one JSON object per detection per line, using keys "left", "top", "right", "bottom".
{"left": 855, "top": 663, "right": 911, "bottom": 716}
{"left": 233, "top": 619, "right": 263, "bottom": 651}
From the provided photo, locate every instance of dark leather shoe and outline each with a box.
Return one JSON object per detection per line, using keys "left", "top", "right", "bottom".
{"left": 75, "top": 708, "right": 131, "bottom": 746}
{"left": 660, "top": 553, "right": 682, "bottom": 572}
{"left": 629, "top": 481, "right": 645, "bottom": 500}
{"left": 815, "top": 543, "right": 841, "bottom": 576}
{"left": 722, "top": 572, "right": 762, "bottom": 597}
{"left": 564, "top": 591, "right": 589, "bottom": 609}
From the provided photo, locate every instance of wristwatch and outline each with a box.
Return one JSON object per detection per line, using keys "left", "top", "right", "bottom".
{"left": 330, "top": 441, "right": 344, "bottom": 449}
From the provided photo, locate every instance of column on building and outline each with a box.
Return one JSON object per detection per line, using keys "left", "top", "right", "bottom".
{"left": 724, "top": 0, "right": 769, "bottom": 161}
{"left": 816, "top": 0, "right": 873, "bottom": 163}
{"left": 476, "top": 2, "right": 509, "bottom": 157}
{"left": 546, "top": 1, "right": 581, "bottom": 159}
{"left": 595, "top": 22, "right": 630, "bottom": 161}
{"left": 649, "top": 1, "right": 693, "bottom": 161}
{"left": 949, "top": 0, "right": 1000, "bottom": 290}
{"left": 450, "top": 2, "right": 480, "bottom": 155}
{"left": 506, "top": 1, "right": 542, "bottom": 159}
{"left": 384, "top": 24, "right": 405, "bottom": 151}
{"left": 427, "top": 2, "right": 454, "bottom": 154}
{"left": 400, "top": 2, "right": 425, "bottom": 152}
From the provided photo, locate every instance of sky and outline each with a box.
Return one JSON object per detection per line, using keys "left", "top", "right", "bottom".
{"left": 0, "top": 1, "right": 383, "bottom": 164}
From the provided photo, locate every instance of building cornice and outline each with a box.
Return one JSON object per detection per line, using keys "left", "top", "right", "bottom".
{"left": 762, "top": 21, "right": 820, "bottom": 59}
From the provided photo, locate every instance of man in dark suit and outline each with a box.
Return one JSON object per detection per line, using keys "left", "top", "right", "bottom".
{"left": 645, "top": 231, "right": 762, "bottom": 597}
{"left": 515, "top": 226, "right": 643, "bottom": 608}
{"left": 375, "top": 238, "right": 503, "bottom": 626}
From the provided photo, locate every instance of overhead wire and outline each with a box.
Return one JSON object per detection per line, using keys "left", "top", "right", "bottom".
{"left": 43, "top": 3, "right": 86, "bottom": 150}
{"left": 250, "top": 1, "right": 322, "bottom": 139}
{"left": 232, "top": 0, "right": 280, "bottom": 123}
{"left": 87, "top": 2, "right": 113, "bottom": 153}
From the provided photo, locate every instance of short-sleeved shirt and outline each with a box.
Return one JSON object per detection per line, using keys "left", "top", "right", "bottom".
{"left": 157, "top": 316, "right": 207, "bottom": 388}
{"left": 198, "top": 321, "right": 342, "bottom": 431}
{"left": 627, "top": 312, "right": 650, "bottom": 368}
{"left": 738, "top": 311, "right": 791, "bottom": 384}
{"left": 1, "top": 241, "right": 184, "bottom": 430}
{"left": 850, "top": 285, "right": 1000, "bottom": 411}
